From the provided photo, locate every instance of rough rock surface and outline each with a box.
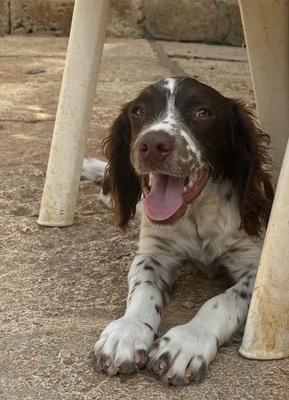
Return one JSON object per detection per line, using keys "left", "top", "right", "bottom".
{"left": 2, "top": 0, "right": 244, "bottom": 45}
{"left": 144, "top": 0, "right": 244, "bottom": 45}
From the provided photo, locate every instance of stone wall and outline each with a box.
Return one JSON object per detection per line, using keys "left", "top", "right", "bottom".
{"left": 0, "top": 0, "right": 244, "bottom": 46}
{"left": 145, "top": 0, "right": 244, "bottom": 46}
{"left": 1, "top": 0, "right": 74, "bottom": 36}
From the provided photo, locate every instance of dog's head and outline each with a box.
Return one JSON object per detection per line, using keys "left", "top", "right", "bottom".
{"left": 102, "top": 77, "right": 272, "bottom": 236}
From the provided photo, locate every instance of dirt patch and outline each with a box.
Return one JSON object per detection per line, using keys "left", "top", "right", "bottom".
{"left": 1, "top": 35, "right": 288, "bottom": 400}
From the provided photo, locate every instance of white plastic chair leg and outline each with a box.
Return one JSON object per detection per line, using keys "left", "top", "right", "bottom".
{"left": 238, "top": 0, "right": 289, "bottom": 359}
{"left": 240, "top": 138, "right": 289, "bottom": 359}
{"left": 238, "top": 0, "right": 289, "bottom": 188}
{"left": 38, "top": 0, "right": 110, "bottom": 226}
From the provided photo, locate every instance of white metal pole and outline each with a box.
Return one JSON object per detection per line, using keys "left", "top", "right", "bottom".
{"left": 240, "top": 138, "right": 289, "bottom": 359}
{"left": 38, "top": 0, "right": 110, "bottom": 226}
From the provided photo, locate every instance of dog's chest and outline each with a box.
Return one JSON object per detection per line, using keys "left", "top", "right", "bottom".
{"left": 178, "top": 188, "right": 241, "bottom": 266}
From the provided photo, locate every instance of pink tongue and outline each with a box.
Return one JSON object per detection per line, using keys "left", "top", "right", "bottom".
{"left": 143, "top": 175, "right": 185, "bottom": 221}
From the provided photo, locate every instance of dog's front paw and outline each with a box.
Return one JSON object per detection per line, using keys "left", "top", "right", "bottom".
{"left": 93, "top": 316, "right": 155, "bottom": 375}
{"left": 81, "top": 158, "right": 107, "bottom": 183}
{"left": 148, "top": 324, "right": 218, "bottom": 385}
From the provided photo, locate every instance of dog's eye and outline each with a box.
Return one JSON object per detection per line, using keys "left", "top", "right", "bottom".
{"left": 133, "top": 106, "right": 146, "bottom": 116}
{"left": 195, "top": 108, "right": 211, "bottom": 118}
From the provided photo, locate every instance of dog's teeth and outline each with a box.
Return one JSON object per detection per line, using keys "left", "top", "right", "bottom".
{"left": 148, "top": 173, "right": 154, "bottom": 187}
{"left": 187, "top": 180, "right": 196, "bottom": 189}
{"left": 189, "top": 171, "right": 199, "bottom": 183}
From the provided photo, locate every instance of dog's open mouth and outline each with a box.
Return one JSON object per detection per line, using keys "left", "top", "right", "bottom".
{"left": 142, "top": 167, "right": 209, "bottom": 223}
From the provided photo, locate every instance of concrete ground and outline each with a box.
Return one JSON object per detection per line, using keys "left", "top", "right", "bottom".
{"left": 0, "top": 35, "right": 288, "bottom": 399}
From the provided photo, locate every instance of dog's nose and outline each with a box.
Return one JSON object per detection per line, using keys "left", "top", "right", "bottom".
{"left": 138, "top": 131, "right": 174, "bottom": 162}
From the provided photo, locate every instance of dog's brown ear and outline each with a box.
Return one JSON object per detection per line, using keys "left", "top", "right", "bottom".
{"left": 102, "top": 103, "right": 142, "bottom": 229}
{"left": 230, "top": 100, "right": 273, "bottom": 237}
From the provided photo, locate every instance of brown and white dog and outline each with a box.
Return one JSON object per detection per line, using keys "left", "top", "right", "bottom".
{"left": 82, "top": 77, "right": 273, "bottom": 385}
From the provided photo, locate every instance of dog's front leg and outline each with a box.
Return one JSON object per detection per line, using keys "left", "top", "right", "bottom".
{"left": 93, "top": 249, "right": 181, "bottom": 376}
{"left": 148, "top": 268, "right": 257, "bottom": 385}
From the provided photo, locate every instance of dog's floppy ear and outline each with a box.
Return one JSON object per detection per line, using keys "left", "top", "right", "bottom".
{"left": 102, "top": 103, "right": 142, "bottom": 229}
{"left": 230, "top": 100, "right": 273, "bottom": 237}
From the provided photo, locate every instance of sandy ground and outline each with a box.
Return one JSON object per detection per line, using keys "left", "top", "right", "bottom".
{"left": 0, "top": 35, "right": 288, "bottom": 399}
